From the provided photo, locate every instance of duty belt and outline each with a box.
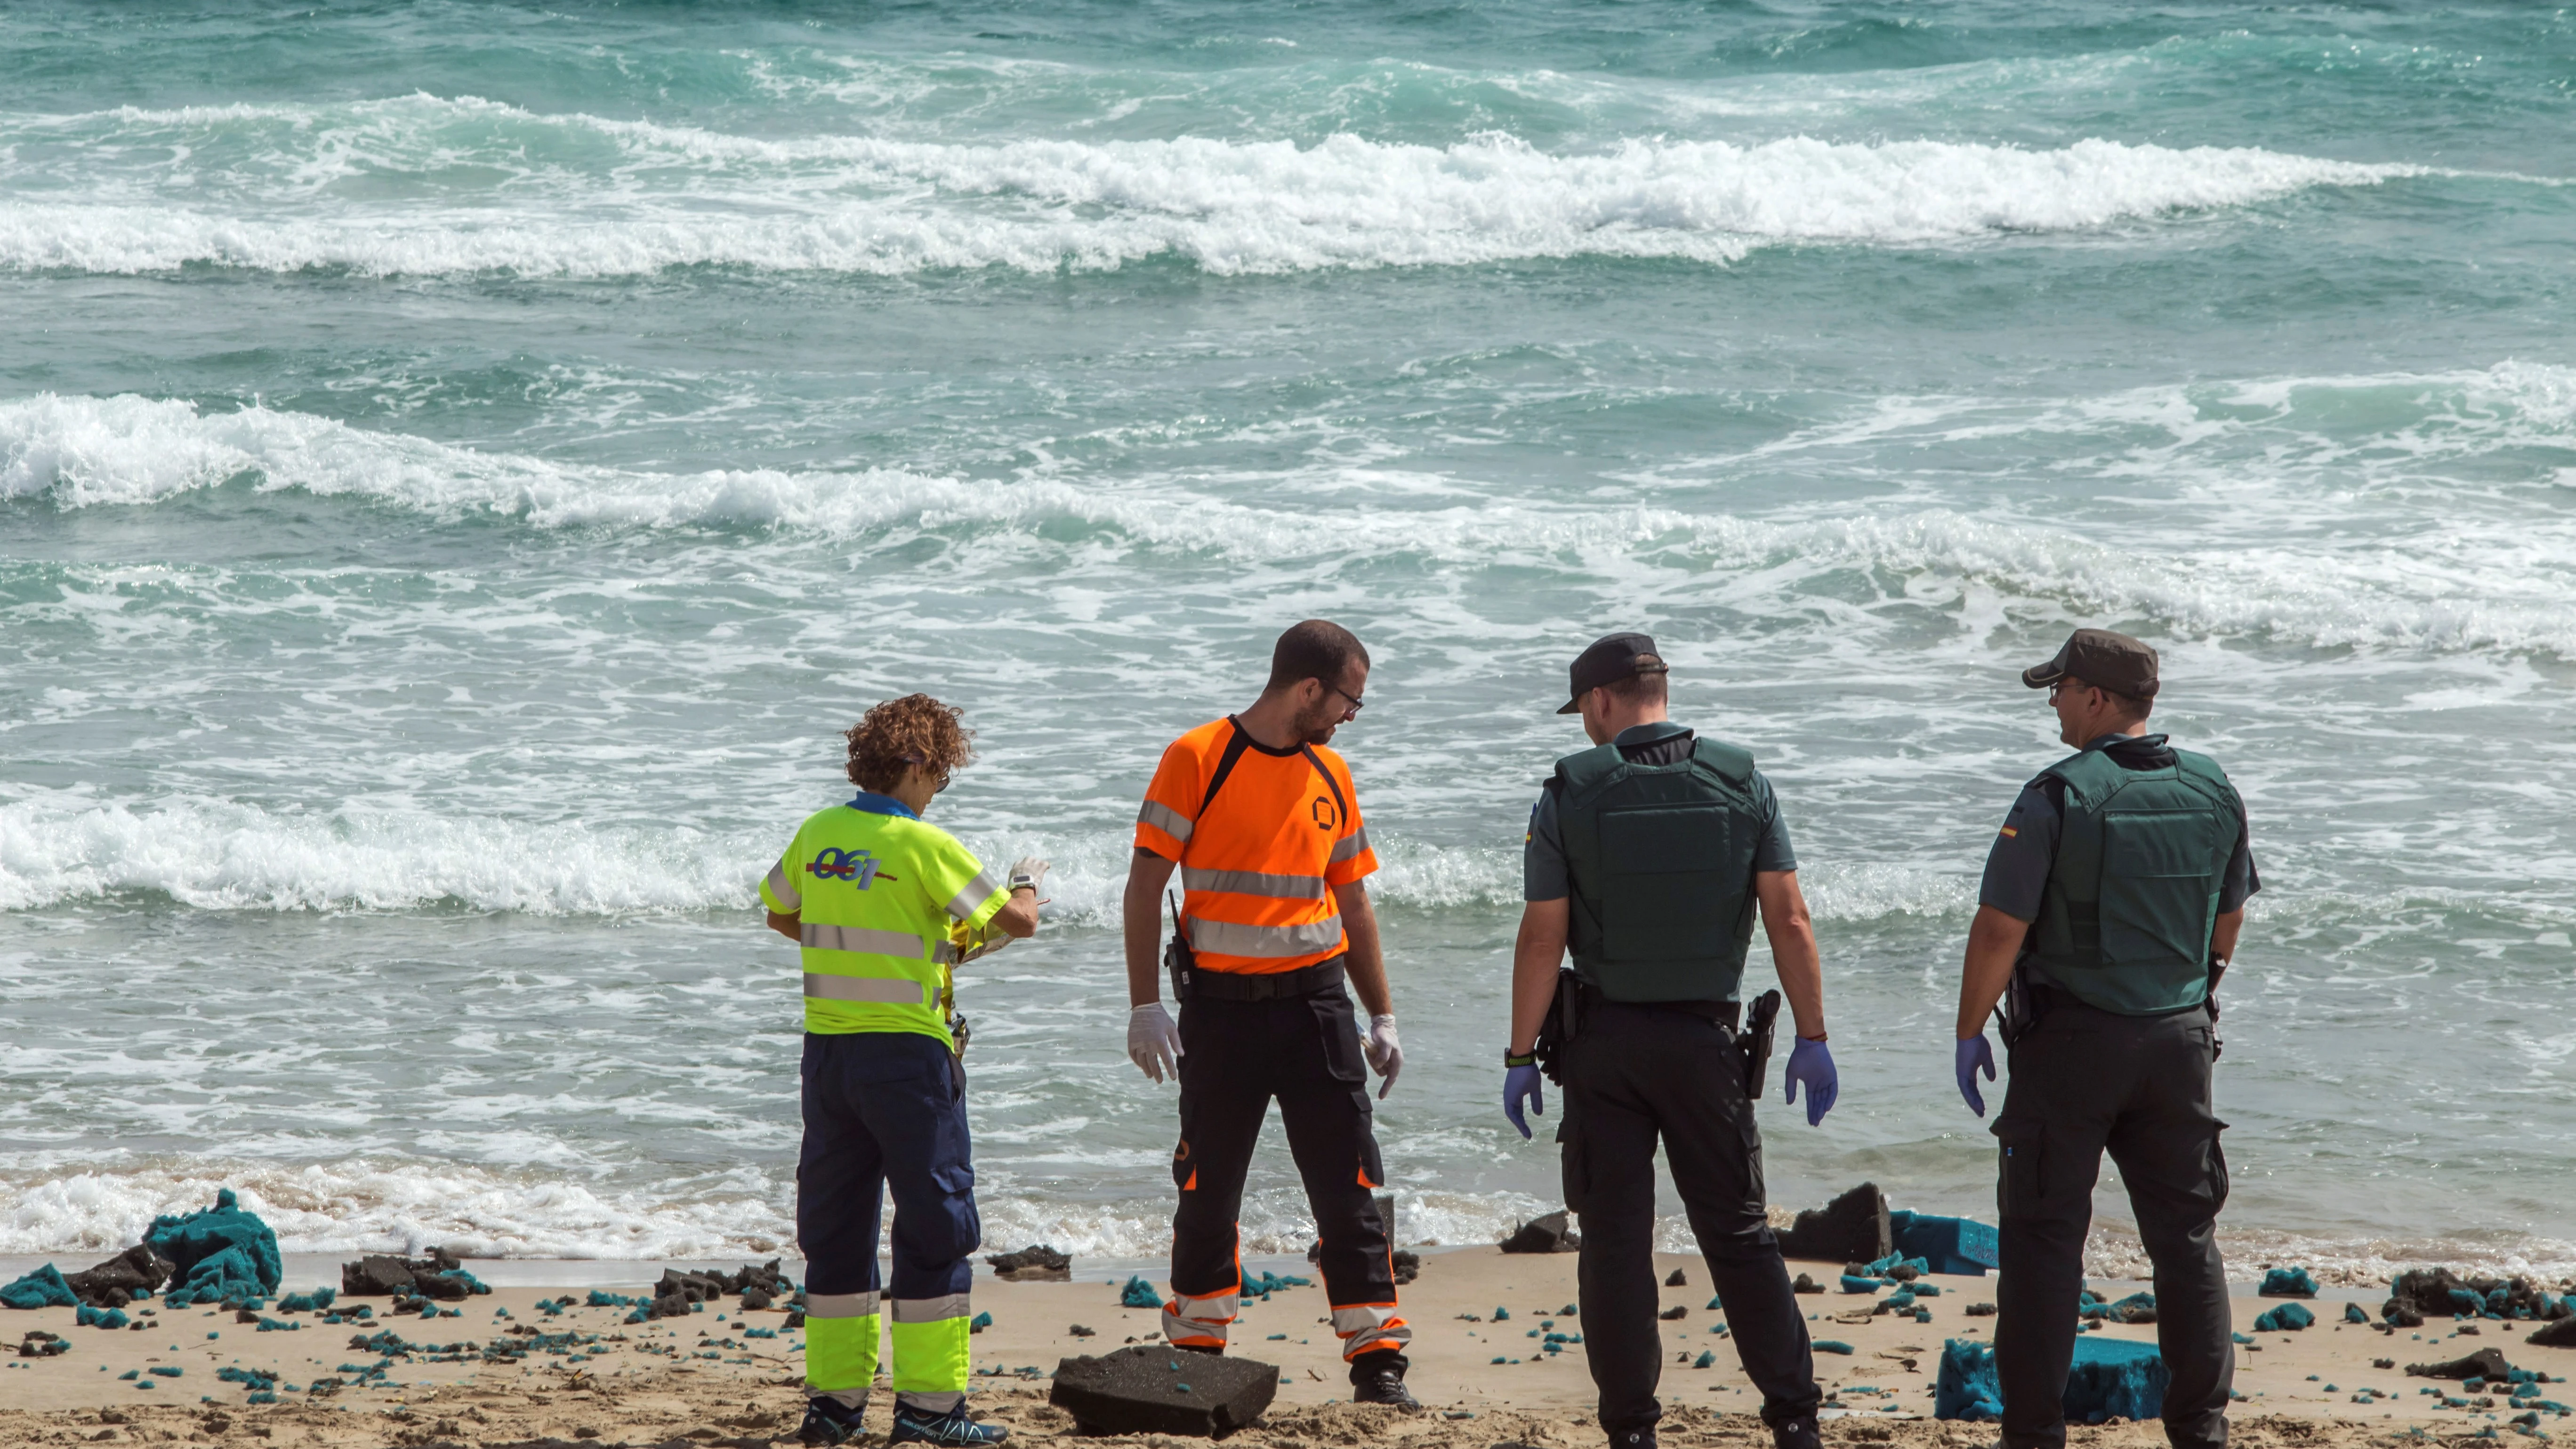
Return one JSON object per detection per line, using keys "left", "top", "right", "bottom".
{"left": 1183, "top": 955, "right": 1348, "bottom": 1002}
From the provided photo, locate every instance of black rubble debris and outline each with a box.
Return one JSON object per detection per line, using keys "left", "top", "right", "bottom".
{"left": 1792, "top": 1274, "right": 1825, "bottom": 1295}
{"left": 1050, "top": 1344, "right": 1279, "bottom": 1438}
{"left": 341, "top": 1249, "right": 466, "bottom": 1298}
{"left": 986, "top": 1245, "right": 1073, "bottom": 1282}
{"left": 65, "top": 1246, "right": 175, "bottom": 1309}
{"left": 2382, "top": 1268, "right": 2568, "bottom": 1328}
{"left": 1499, "top": 1210, "right": 1580, "bottom": 1255}
{"left": 1666, "top": 1269, "right": 1689, "bottom": 1288}
{"left": 2408, "top": 1347, "right": 2517, "bottom": 1381}
{"left": 2532, "top": 1318, "right": 2576, "bottom": 1349}
{"left": 1392, "top": 1251, "right": 1419, "bottom": 1286}
{"left": 1774, "top": 1183, "right": 1892, "bottom": 1264}
{"left": 17, "top": 1329, "right": 68, "bottom": 1357}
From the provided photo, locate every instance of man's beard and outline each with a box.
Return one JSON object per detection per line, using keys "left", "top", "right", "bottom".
{"left": 1294, "top": 704, "right": 1342, "bottom": 745}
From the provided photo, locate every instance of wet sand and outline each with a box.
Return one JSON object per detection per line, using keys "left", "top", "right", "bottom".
{"left": 6, "top": 1248, "right": 2569, "bottom": 1447}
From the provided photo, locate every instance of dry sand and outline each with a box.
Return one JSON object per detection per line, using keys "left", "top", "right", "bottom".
{"left": 6, "top": 1248, "right": 2568, "bottom": 1448}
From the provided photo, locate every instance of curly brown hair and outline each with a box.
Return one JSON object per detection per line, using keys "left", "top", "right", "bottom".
{"left": 845, "top": 694, "right": 976, "bottom": 793}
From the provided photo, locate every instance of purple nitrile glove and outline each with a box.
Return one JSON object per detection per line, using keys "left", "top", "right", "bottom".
{"left": 1782, "top": 1036, "right": 1836, "bottom": 1126}
{"left": 1956, "top": 1033, "right": 1997, "bottom": 1118}
{"left": 1504, "top": 1063, "right": 1546, "bottom": 1139}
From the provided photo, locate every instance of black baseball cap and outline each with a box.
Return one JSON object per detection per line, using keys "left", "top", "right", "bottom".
{"left": 2022, "top": 628, "right": 2159, "bottom": 698}
{"left": 1557, "top": 631, "right": 1669, "bottom": 714}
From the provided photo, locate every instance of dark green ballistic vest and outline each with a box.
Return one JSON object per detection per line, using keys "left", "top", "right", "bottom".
{"left": 2026, "top": 742, "right": 2243, "bottom": 1016}
{"left": 1554, "top": 735, "right": 1763, "bottom": 1004}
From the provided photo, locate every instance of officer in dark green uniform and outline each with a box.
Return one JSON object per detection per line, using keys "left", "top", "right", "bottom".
{"left": 1504, "top": 632, "right": 1836, "bottom": 1449}
{"left": 1950, "top": 628, "right": 2259, "bottom": 1449}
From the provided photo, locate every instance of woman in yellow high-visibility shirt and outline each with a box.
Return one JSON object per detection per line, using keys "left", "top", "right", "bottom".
{"left": 760, "top": 693, "right": 1044, "bottom": 1448}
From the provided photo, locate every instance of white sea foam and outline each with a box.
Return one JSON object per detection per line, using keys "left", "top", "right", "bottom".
{"left": 0, "top": 101, "right": 2425, "bottom": 277}
{"left": 8, "top": 386, "right": 2574, "bottom": 658}
{"left": 4, "top": 1163, "right": 2567, "bottom": 1282}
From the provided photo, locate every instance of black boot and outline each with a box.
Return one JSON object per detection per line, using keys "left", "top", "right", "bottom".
{"left": 1771, "top": 1415, "right": 1822, "bottom": 1449}
{"left": 1350, "top": 1354, "right": 1419, "bottom": 1409}
{"left": 1609, "top": 1426, "right": 1658, "bottom": 1449}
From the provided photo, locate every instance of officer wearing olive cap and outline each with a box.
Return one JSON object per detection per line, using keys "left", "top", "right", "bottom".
{"left": 1503, "top": 632, "right": 1835, "bottom": 1449}
{"left": 1950, "top": 628, "right": 2259, "bottom": 1449}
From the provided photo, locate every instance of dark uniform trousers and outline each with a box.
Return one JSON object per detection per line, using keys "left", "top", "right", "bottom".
{"left": 797, "top": 1031, "right": 980, "bottom": 1312}
{"left": 1561, "top": 1002, "right": 1820, "bottom": 1437}
{"left": 1169, "top": 989, "right": 1407, "bottom": 1374}
{"left": 1993, "top": 1000, "right": 2233, "bottom": 1449}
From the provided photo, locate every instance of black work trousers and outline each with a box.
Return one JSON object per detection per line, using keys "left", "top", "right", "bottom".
{"left": 1993, "top": 1000, "right": 2233, "bottom": 1449}
{"left": 1560, "top": 1002, "right": 1819, "bottom": 1437}
{"left": 1168, "top": 988, "right": 1407, "bottom": 1376}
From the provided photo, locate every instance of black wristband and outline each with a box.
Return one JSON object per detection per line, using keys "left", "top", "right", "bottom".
{"left": 1504, "top": 1050, "right": 1537, "bottom": 1068}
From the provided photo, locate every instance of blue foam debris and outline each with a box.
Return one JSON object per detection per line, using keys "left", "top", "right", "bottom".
{"left": 278, "top": 1288, "right": 336, "bottom": 1313}
{"left": 1889, "top": 1210, "right": 2001, "bottom": 1277}
{"left": 77, "top": 1304, "right": 131, "bottom": 1330}
{"left": 969, "top": 1312, "right": 993, "bottom": 1332}
{"left": 2255, "top": 1302, "right": 2317, "bottom": 1333}
{"left": 217, "top": 1366, "right": 279, "bottom": 1390}
{"left": 1118, "top": 1276, "right": 1161, "bottom": 1309}
{"left": 1, "top": 1264, "right": 79, "bottom": 1310}
{"left": 1815, "top": 1340, "right": 1855, "bottom": 1354}
{"left": 1693, "top": 1350, "right": 1715, "bottom": 1368}
{"left": 2260, "top": 1268, "right": 2320, "bottom": 1298}
{"left": 1914, "top": 1284, "right": 1943, "bottom": 1297}
{"left": 148, "top": 1190, "right": 282, "bottom": 1307}
{"left": 1937, "top": 1340, "right": 2005, "bottom": 1422}
{"left": 1493, "top": 1307, "right": 1508, "bottom": 1321}
{"left": 150, "top": 1366, "right": 182, "bottom": 1378}
{"left": 1240, "top": 1270, "right": 1312, "bottom": 1299}
{"left": 587, "top": 1290, "right": 640, "bottom": 1307}
{"left": 1866, "top": 1253, "right": 1932, "bottom": 1278}
{"left": 2347, "top": 1303, "right": 2371, "bottom": 1324}
{"left": 1840, "top": 1275, "right": 1885, "bottom": 1294}
{"left": 118, "top": 1369, "right": 139, "bottom": 1381}
{"left": 1937, "top": 1335, "right": 2168, "bottom": 1424}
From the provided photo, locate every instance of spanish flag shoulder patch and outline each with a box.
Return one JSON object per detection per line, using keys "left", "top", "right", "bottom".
{"left": 1999, "top": 825, "right": 2019, "bottom": 838}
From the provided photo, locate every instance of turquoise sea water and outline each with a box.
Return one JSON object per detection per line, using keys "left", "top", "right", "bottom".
{"left": 3, "top": 2, "right": 2573, "bottom": 1279}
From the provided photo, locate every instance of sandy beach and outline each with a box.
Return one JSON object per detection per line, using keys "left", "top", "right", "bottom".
{"left": 8, "top": 1248, "right": 2569, "bottom": 1448}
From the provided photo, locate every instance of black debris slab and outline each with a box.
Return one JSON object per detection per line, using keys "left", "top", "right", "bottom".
{"left": 339, "top": 1248, "right": 462, "bottom": 1297}
{"left": 1499, "top": 1210, "right": 1580, "bottom": 1254}
{"left": 65, "top": 1246, "right": 174, "bottom": 1309}
{"left": 2406, "top": 1346, "right": 2516, "bottom": 1380}
{"left": 1665, "top": 1269, "right": 1689, "bottom": 1288}
{"left": 1051, "top": 1345, "right": 1279, "bottom": 1439}
{"left": 2530, "top": 1318, "right": 2576, "bottom": 1349}
{"left": 988, "top": 1245, "right": 1073, "bottom": 1282}
{"left": 1773, "top": 1183, "right": 1891, "bottom": 1264}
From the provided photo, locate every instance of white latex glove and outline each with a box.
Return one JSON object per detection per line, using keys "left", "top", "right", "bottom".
{"left": 1008, "top": 857, "right": 1049, "bottom": 894}
{"left": 1361, "top": 1014, "right": 1402, "bottom": 1099}
{"left": 1127, "top": 1002, "right": 1183, "bottom": 1083}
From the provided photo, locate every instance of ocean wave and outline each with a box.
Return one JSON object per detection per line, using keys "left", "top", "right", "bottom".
{"left": 9, "top": 388, "right": 2575, "bottom": 658}
{"left": 0, "top": 109, "right": 2423, "bottom": 277}
{"left": 0, "top": 792, "right": 1970, "bottom": 921}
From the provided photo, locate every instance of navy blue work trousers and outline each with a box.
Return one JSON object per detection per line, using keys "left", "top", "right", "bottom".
{"left": 797, "top": 1031, "right": 980, "bottom": 1305}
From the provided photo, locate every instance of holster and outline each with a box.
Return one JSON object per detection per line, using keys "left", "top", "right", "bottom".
{"left": 1534, "top": 967, "right": 1583, "bottom": 1084}
{"left": 1995, "top": 958, "right": 2046, "bottom": 1047}
{"left": 1163, "top": 889, "right": 1196, "bottom": 1003}
{"left": 1739, "top": 989, "right": 1781, "bottom": 1097}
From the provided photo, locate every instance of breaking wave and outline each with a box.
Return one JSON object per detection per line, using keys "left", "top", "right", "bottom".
{"left": 0, "top": 99, "right": 2429, "bottom": 277}
{"left": 8, "top": 384, "right": 2575, "bottom": 658}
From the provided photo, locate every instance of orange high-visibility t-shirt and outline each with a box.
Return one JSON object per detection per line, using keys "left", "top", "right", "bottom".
{"left": 1134, "top": 717, "right": 1378, "bottom": 974}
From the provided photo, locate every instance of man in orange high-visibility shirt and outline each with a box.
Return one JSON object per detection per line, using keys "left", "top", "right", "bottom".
{"left": 1122, "top": 619, "right": 1415, "bottom": 1409}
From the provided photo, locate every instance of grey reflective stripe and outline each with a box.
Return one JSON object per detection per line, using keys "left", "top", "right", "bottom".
{"left": 1182, "top": 867, "right": 1328, "bottom": 901}
{"left": 1187, "top": 914, "right": 1343, "bottom": 958}
{"left": 933, "top": 938, "right": 962, "bottom": 966}
{"left": 1329, "top": 827, "right": 1370, "bottom": 864}
{"left": 801, "top": 923, "right": 926, "bottom": 958}
{"left": 765, "top": 863, "right": 803, "bottom": 911}
{"left": 1166, "top": 1290, "right": 1239, "bottom": 1322}
{"left": 804, "top": 973, "right": 931, "bottom": 1005}
{"left": 891, "top": 1293, "right": 972, "bottom": 1322}
{"left": 944, "top": 869, "right": 1003, "bottom": 921}
{"left": 806, "top": 1291, "right": 880, "bottom": 1319}
{"left": 894, "top": 1391, "right": 965, "bottom": 1415}
{"left": 1137, "top": 800, "right": 1195, "bottom": 843}
{"left": 1330, "top": 1304, "right": 1401, "bottom": 1334}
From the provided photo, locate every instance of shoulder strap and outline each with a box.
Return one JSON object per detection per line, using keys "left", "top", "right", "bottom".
{"left": 1197, "top": 718, "right": 1257, "bottom": 819}
{"left": 1299, "top": 743, "right": 1352, "bottom": 826}
{"left": 1688, "top": 736, "right": 1755, "bottom": 786}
